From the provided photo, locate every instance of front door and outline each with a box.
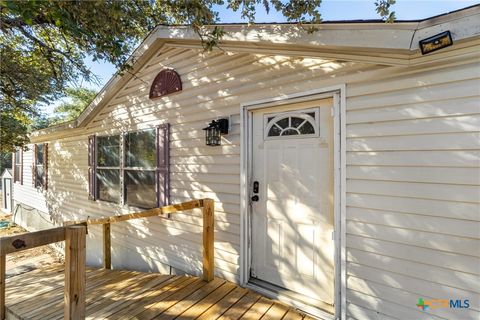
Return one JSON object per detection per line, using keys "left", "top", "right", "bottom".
{"left": 250, "top": 98, "right": 335, "bottom": 313}
{"left": 4, "top": 178, "right": 12, "bottom": 212}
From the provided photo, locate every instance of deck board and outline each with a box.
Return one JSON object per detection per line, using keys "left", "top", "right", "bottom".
{"left": 5, "top": 264, "right": 311, "bottom": 319}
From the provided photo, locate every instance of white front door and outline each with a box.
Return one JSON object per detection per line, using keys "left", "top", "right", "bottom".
{"left": 250, "top": 98, "right": 335, "bottom": 313}
{"left": 4, "top": 178, "right": 12, "bottom": 212}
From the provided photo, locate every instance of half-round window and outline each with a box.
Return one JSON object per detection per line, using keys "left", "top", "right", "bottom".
{"left": 265, "top": 111, "right": 318, "bottom": 138}
{"left": 149, "top": 69, "right": 182, "bottom": 99}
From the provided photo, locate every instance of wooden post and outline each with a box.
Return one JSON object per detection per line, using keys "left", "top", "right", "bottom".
{"left": 103, "top": 223, "right": 111, "bottom": 269}
{"left": 64, "top": 225, "right": 86, "bottom": 320}
{"left": 202, "top": 199, "right": 215, "bottom": 282}
{"left": 0, "top": 254, "right": 5, "bottom": 320}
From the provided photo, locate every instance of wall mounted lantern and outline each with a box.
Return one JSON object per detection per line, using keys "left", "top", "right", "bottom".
{"left": 203, "top": 118, "right": 229, "bottom": 146}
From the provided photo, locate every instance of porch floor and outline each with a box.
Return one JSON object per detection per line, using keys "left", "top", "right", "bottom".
{"left": 5, "top": 264, "right": 312, "bottom": 319}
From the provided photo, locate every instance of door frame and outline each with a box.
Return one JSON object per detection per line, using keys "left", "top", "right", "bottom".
{"left": 240, "top": 85, "right": 346, "bottom": 320}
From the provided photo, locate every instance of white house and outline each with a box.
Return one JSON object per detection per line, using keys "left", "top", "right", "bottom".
{"left": 11, "top": 6, "right": 480, "bottom": 320}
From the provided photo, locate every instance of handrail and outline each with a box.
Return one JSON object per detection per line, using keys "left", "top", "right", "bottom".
{"left": 64, "top": 199, "right": 204, "bottom": 226}
{"left": 64, "top": 198, "right": 215, "bottom": 282}
{"left": 0, "top": 225, "right": 87, "bottom": 320}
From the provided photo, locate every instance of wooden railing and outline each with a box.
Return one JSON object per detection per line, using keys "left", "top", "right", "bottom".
{"left": 0, "top": 225, "right": 87, "bottom": 320}
{"left": 0, "top": 198, "right": 214, "bottom": 320}
{"left": 65, "top": 198, "right": 215, "bottom": 282}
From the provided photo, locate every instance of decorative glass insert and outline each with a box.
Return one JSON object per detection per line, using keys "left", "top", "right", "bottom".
{"left": 265, "top": 110, "right": 318, "bottom": 138}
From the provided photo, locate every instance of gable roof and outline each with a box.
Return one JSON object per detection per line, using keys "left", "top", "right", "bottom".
{"left": 32, "top": 5, "right": 480, "bottom": 139}
{"left": 1, "top": 169, "right": 12, "bottom": 178}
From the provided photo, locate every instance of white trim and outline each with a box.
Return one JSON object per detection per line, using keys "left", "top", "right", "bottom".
{"left": 240, "top": 85, "right": 347, "bottom": 319}
{"left": 339, "top": 85, "right": 347, "bottom": 320}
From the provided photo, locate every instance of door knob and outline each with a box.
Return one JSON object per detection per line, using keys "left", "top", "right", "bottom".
{"left": 251, "top": 195, "right": 259, "bottom": 202}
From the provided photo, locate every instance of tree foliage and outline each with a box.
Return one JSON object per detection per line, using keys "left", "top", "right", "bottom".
{"left": 0, "top": 0, "right": 395, "bottom": 153}
{"left": 50, "top": 87, "right": 97, "bottom": 125}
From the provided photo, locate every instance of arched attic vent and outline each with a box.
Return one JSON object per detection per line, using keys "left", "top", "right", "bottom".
{"left": 149, "top": 69, "right": 182, "bottom": 99}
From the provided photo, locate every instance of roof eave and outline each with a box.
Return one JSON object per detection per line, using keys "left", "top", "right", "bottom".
{"left": 31, "top": 5, "right": 480, "bottom": 139}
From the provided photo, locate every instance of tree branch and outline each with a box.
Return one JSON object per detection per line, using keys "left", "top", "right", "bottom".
{"left": 1, "top": 15, "right": 52, "bottom": 32}
{"left": 16, "top": 26, "right": 89, "bottom": 75}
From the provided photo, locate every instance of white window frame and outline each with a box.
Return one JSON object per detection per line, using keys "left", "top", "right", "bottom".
{"left": 95, "top": 128, "right": 158, "bottom": 208}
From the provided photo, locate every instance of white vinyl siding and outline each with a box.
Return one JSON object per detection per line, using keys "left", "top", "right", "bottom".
{"left": 13, "top": 146, "right": 48, "bottom": 214}
{"left": 14, "top": 44, "right": 479, "bottom": 319}
{"left": 344, "top": 60, "right": 480, "bottom": 319}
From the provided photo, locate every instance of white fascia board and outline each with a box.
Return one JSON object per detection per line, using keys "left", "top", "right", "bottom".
{"left": 153, "top": 23, "right": 418, "bottom": 51}
{"left": 412, "top": 8, "right": 480, "bottom": 50}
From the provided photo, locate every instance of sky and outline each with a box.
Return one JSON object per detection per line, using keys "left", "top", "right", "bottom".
{"left": 44, "top": 0, "right": 480, "bottom": 115}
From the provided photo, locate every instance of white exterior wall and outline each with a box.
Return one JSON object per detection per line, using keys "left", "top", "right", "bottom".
{"left": 344, "top": 60, "right": 480, "bottom": 320}
{"left": 12, "top": 146, "right": 50, "bottom": 229}
{"left": 14, "top": 44, "right": 480, "bottom": 319}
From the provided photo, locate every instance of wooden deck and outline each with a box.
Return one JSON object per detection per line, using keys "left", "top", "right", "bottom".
{"left": 5, "top": 264, "right": 312, "bottom": 320}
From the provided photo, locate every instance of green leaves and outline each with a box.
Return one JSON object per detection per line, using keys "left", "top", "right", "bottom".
{"left": 50, "top": 87, "right": 97, "bottom": 125}
{"left": 375, "top": 0, "right": 396, "bottom": 22}
{"left": 0, "top": 0, "right": 396, "bottom": 152}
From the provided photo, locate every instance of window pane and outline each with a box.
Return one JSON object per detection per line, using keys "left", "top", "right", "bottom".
{"left": 268, "top": 125, "right": 281, "bottom": 137}
{"left": 125, "top": 170, "right": 156, "bottom": 208}
{"left": 35, "top": 165, "right": 44, "bottom": 188}
{"left": 276, "top": 118, "right": 289, "bottom": 129}
{"left": 14, "top": 164, "right": 21, "bottom": 182}
{"left": 36, "top": 144, "right": 44, "bottom": 165}
{"left": 298, "top": 121, "right": 315, "bottom": 134}
{"left": 96, "top": 169, "right": 120, "bottom": 203}
{"left": 97, "top": 136, "right": 120, "bottom": 167}
{"left": 291, "top": 117, "right": 305, "bottom": 128}
{"left": 282, "top": 129, "right": 299, "bottom": 136}
{"left": 125, "top": 129, "right": 156, "bottom": 168}
{"left": 15, "top": 150, "right": 21, "bottom": 164}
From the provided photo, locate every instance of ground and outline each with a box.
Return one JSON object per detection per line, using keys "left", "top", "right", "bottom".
{"left": 0, "top": 215, "right": 63, "bottom": 273}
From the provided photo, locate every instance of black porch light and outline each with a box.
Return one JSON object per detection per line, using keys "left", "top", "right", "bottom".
{"left": 203, "top": 118, "right": 229, "bottom": 146}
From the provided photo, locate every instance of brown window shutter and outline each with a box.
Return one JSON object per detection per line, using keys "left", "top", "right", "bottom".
{"left": 157, "top": 123, "right": 170, "bottom": 207}
{"left": 32, "top": 144, "right": 37, "bottom": 187}
{"left": 88, "top": 135, "right": 97, "bottom": 200}
{"left": 44, "top": 143, "right": 48, "bottom": 190}
{"left": 20, "top": 149, "right": 23, "bottom": 185}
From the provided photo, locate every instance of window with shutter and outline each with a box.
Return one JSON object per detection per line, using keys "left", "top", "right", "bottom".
{"left": 33, "top": 143, "right": 48, "bottom": 190}
{"left": 88, "top": 124, "right": 170, "bottom": 209}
